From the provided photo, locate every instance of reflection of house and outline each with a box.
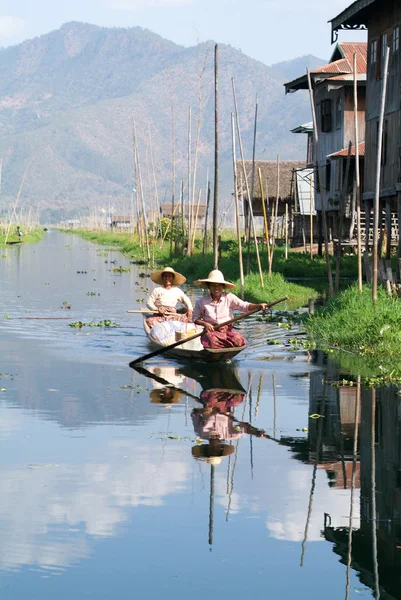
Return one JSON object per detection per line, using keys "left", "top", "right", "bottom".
{"left": 67, "top": 219, "right": 80, "bottom": 228}
{"left": 285, "top": 42, "right": 367, "bottom": 245}
{"left": 237, "top": 159, "right": 305, "bottom": 243}
{"left": 323, "top": 385, "right": 401, "bottom": 599}
{"left": 110, "top": 216, "right": 131, "bottom": 229}
{"left": 331, "top": 0, "right": 401, "bottom": 257}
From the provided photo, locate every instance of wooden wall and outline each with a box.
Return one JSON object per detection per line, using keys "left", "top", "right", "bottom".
{"left": 363, "top": 0, "right": 401, "bottom": 198}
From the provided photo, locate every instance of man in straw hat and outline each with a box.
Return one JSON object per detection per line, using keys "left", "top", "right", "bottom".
{"left": 192, "top": 270, "right": 267, "bottom": 349}
{"left": 146, "top": 267, "right": 193, "bottom": 328}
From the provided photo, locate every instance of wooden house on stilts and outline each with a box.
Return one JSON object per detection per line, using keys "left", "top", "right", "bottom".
{"left": 331, "top": 0, "right": 401, "bottom": 264}
{"left": 284, "top": 41, "right": 368, "bottom": 251}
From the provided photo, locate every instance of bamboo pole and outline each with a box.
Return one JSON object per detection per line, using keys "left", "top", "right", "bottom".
{"left": 307, "top": 69, "right": 334, "bottom": 297}
{"left": 247, "top": 95, "right": 258, "bottom": 275}
{"left": 169, "top": 81, "right": 176, "bottom": 259}
{"left": 269, "top": 155, "right": 280, "bottom": 274}
{"left": 231, "top": 113, "right": 245, "bottom": 298}
{"left": 310, "top": 175, "right": 313, "bottom": 259}
{"left": 202, "top": 178, "right": 211, "bottom": 255}
{"left": 373, "top": 46, "right": 390, "bottom": 303}
{"left": 187, "top": 106, "right": 192, "bottom": 256}
{"left": 258, "top": 167, "right": 271, "bottom": 272}
{"left": 213, "top": 44, "right": 219, "bottom": 269}
{"left": 232, "top": 78, "right": 264, "bottom": 288}
{"left": 353, "top": 54, "right": 363, "bottom": 292}
{"left": 285, "top": 202, "right": 289, "bottom": 260}
{"left": 132, "top": 119, "right": 150, "bottom": 262}
{"left": 371, "top": 389, "right": 380, "bottom": 599}
{"left": 190, "top": 53, "right": 208, "bottom": 254}
{"left": 190, "top": 188, "right": 202, "bottom": 251}
{"left": 335, "top": 141, "right": 352, "bottom": 293}
{"left": 345, "top": 376, "right": 360, "bottom": 600}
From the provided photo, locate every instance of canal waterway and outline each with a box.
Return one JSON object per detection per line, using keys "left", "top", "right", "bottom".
{"left": 0, "top": 231, "right": 399, "bottom": 599}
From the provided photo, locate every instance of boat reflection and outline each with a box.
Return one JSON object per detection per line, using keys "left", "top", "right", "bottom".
{"left": 134, "top": 362, "right": 269, "bottom": 547}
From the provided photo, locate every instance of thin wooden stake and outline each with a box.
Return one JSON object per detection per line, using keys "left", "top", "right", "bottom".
{"left": 232, "top": 78, "right": 264, "bottom": 287}
{"left": 213, "top": 44, "right": 219, "bottom": 269}
{"left": 231, "top": 112, "right": 245, "bottom": 298}
{"left": 258, "top": 167, "right": 271, "bottom": 272}
{"left": 373, "top": 46, "right": 390, "bottom": 303}
{"left": 307, "top": 69, "right": 334, "bottom": 296}
{"left": 353, "top": 53, "right": 363, "bottom": 292}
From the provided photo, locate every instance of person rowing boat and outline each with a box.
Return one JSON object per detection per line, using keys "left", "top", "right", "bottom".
{"left": 146, "top": 266, "right": 193, "bottom": 329}
{"left": 193, "top": 269, "right": 267, "bottom": 349}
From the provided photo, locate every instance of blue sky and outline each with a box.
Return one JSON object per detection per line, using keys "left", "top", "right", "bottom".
{"left": 0, "top": 0, "right": 366, "bottom": 65}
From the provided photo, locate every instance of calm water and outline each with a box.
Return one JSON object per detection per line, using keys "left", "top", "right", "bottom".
{"left": 0, "top": 231, "right": 398, "bottom": 599}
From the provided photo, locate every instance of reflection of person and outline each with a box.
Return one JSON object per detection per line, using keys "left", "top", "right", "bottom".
{"left": 193, "top": 270, "right": 267, "bottom": 349}
{"left": 146, "top": 267, "right": 193, "bottom": 329}
{"left": 191, "top": 389, "right": 267, "bottom": 466}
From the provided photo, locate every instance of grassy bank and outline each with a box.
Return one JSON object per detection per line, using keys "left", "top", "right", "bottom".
{"left": 305, "top": 284, "right": 401, "bottom": 379}
{"left": 61, "top": 229, "right": 318, "bottom": 308}
{"left": 0, "top": 227, "right": 45, "bottom": 246}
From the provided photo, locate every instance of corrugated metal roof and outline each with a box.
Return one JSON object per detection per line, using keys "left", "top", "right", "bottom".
{"left": 291, "top": 122, "right": 313, "bottom": 134}
{"left": 313, "top": 42, "right": 367, "bottom": 76}
{"left": 328, "top": 141, "right": 365, "bottom": 158}
{"left": 284, "top": 41, "right": 367, "bottom": 93}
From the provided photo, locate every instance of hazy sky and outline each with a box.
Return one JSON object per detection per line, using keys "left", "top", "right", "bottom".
{"left": 0, "top": 0, "right": 366, "bottom": 65}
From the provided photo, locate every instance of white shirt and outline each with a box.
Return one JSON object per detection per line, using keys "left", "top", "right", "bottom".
{"left": 146, "top": 286, "right": 193, "bottom": 312}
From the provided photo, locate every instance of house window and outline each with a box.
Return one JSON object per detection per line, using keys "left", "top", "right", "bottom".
{"left": 370, "top": 39, "right": 377, "bottom": 63}
{"left": 325, "top": 162, "right": 331, "bottom": 192}
{"left": 393, "top": 26, "right": 400, "bottom": 52}
{"left": 335, "top": 97, "right": 342, "bottom": 130}
{"left": 334, "top": 163, "right": 341, "bottom": 191}
{"left": 382, "top": 33, "right": 388, "bottom": 57}
{"left": 321, "top": 99, "right": 332, "bottom": 133}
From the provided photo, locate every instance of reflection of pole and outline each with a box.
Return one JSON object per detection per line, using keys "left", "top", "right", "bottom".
{"left": 300, "top": 383, "right": 326, "bottom": 566}
{"left": 371, "top": 389, "right": 380, "bottom": 599}
{"left": 249, "top": 377, "right": 254, "bottom": 480}
{"left": 272, "top": 374, "right": 277, "bottom": 440}
{"left": 345, "top": 375, "right": 360, "bottom": 600}
{"left": 256, "top": 373, "right": 263, "bottom": 417}
{"left": 209, "top": 464, "right": 215, "bottom": 546}
{"left": 226, "top": 379, "right": 251, "bottom": 521}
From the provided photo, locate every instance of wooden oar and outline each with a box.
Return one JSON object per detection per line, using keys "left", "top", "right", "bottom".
{"left": 127, "top": 309, "right": 158, "bottom": 314}
{"left": 129, "top": 296, "right": 288, "bottom": 367}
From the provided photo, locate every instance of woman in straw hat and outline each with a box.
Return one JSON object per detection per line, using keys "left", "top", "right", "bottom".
{"left": 192, "top": 269, "right": 267, "bottom": 349}
{"left": 146, "top": 266, "right": 193, "bottom": 328}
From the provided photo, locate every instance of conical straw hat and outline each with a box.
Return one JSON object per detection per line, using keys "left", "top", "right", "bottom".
{"left": 194, "top": 269, "right": 236, "bottom": 290}
{"left": 150, "top": 266, "right": 186, "bottom": 285}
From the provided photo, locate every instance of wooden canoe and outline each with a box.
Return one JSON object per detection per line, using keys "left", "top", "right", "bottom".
{"left": 143, "top": 317, "right": 246, "bottom": 362}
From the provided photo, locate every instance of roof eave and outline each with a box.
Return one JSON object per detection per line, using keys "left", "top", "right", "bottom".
{"left": 284, "top": 74, "right": 308, "bottom": 94}
{"left": 330, "top": 0, "right": 374, "bottom": 43}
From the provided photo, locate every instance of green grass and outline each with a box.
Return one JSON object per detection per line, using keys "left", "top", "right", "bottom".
{"left": 0, "top": 227, "right": 45, "bottom": 246}
{"left": 306, "top": 284, "right": 401, "bottom": 378}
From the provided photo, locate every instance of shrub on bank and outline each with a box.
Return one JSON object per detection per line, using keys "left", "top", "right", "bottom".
{"left": 306, "top": 284, "right": 401, "bottom": 375}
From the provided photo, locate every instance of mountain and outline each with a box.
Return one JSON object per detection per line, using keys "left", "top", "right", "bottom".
{"left": 270, "top": 54, "right": 326, "bottom": 81}
{"left": 0, "top": 22, "right": 320, "bottom": 222}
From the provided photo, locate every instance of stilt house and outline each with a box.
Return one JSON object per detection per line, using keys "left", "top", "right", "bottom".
{"left": 285, "top": 42, "right": 367, "bottom": 247}
{"left": 331, "top": 0, "right": 401, "bottom": 259}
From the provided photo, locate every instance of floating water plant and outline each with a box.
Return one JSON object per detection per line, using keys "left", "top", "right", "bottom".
{"left": 69, "top": 319, "right": 120, "bottom": 328}
{"left": 112, "top": 266, "right": 131, "bottom": 273}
